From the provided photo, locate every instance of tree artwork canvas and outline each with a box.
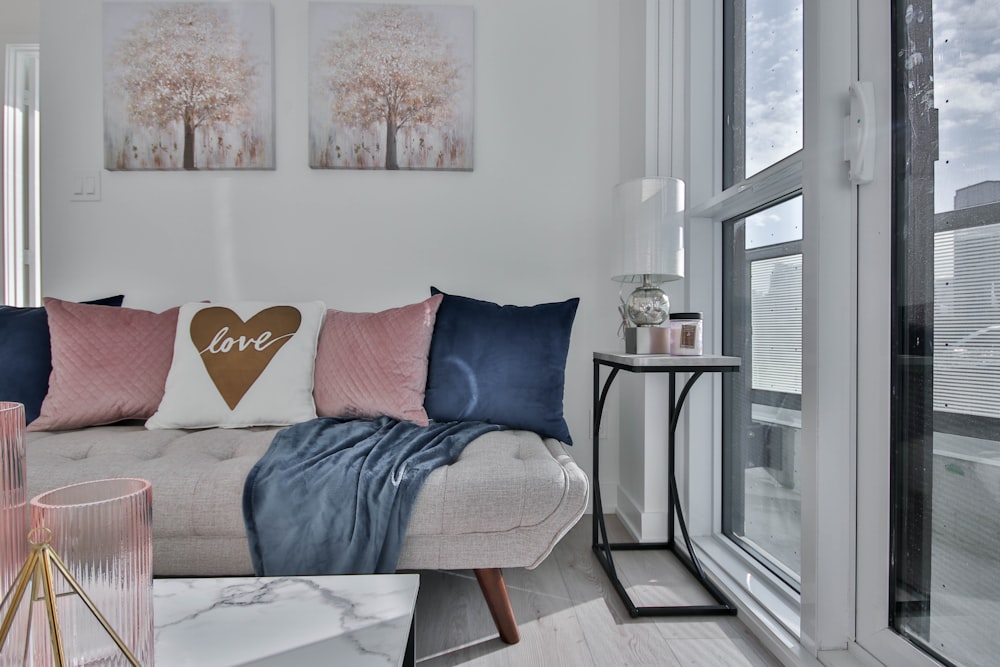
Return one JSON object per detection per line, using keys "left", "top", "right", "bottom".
{"left": 103, "top": 2, "right": 275, "bottom": 171}
{"left": 309, "top": 3, "right": 474, "bottom": 171}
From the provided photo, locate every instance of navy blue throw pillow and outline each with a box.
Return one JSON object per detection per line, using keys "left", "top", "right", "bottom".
{"left": 425, "top": 287, "right": 579, "bottom": 444}
{"left": 0, "top": 295, "right": 125, "bottom": 424}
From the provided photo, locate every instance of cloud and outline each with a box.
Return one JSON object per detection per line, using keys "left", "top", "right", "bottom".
{"left": 731, "top": 0, "right": 997, "bottom": 212}
{"left": 743, "top": 0, "right": 803, "bottom": 177}
{"left": 931, "top": 0, "right": 1000, "bottom": 210}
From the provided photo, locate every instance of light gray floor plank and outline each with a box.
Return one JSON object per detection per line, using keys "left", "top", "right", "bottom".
{"left": 413, "top": 515, "right": 782, "bottom": 666}
{"left": 553, "top": 514, "right": 683, "bottom": 666}
{"left": 667, "top": 636, "right": 780, "bottom": 667}
{"left": 414, "top": 558, "right": 593, "bottom": 666}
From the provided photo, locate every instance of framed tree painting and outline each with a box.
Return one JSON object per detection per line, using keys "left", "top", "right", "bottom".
{"left": 103, "top": 2, "right": 275, "bottom": 171}
{"left": 309, "top": 3, "right": 474, "bottom": 171}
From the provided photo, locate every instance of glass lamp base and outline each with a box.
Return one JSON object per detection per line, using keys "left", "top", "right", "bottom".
{"left": 625, "top": 278, "right": 670, "bottom": 326}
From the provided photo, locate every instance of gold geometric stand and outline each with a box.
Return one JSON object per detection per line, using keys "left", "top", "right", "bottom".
{"left": 0, "top": 528, "right": 141, "bottom": 666}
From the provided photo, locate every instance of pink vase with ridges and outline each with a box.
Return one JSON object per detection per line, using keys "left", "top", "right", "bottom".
{"left": 30, "top": 478, "right": 154, "bottom": 666}
{"left": 0, "top": 402, "right": 27, "bottom": 666}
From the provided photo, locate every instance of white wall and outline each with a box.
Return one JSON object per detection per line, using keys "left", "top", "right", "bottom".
{"left": 0, "top": 1, "right": 39, "bottom": 98}
{"left": 38, "top": 0, "right": 640, "bottom": 491}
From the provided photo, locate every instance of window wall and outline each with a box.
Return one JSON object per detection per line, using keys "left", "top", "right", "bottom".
{"left": 721, "top": 0, "right": 804, "bottom": 593}
{"left": 677, "top": 0, "right": 1000, "bottom": 665}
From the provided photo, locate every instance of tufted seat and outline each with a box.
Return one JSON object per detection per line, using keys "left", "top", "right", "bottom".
{"left": 25, "top": 424, "right": 589, "bottom": 577}
{"left": 401, "top": 429, "right": 587, "bottom": 570}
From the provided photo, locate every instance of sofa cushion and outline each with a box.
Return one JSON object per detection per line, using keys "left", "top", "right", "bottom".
{"left": 147, "top": 301, "right": 325, "bottom": 429}
{"left": 424, "top": 288, "right": 578, "bottom": 443}
{"left": 313, "top": 295, "right": 442, "bottom": 425}
{"left": 29, "top": 298, "right": 178, "bottom": 432}
{"left": 0, "top": 295, "right": 124, "bottom": 425}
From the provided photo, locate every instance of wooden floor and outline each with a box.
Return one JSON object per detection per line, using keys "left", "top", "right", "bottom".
{"left": 411, "top": 515, "right": 783, "bottom": 666}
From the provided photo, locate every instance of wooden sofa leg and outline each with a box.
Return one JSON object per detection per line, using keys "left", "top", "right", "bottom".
{"left": 473, "top": 568, "right": 521, "bottom": 644}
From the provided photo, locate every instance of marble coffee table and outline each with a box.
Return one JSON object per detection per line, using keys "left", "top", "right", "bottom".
{"left": 153, "top": 574, "right": 418, "bottom": 666}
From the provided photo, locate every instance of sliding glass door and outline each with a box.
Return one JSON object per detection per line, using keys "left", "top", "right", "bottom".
{"left": 891, "top": 1, "right": 1000, "bottom": 663}
{"left": 859, "top": 1, "right": 1000, "bottom": 665}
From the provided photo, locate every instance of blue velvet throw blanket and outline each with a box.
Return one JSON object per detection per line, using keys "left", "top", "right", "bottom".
{"left": 242, "top": 416, "right": 500, "bottom": 576}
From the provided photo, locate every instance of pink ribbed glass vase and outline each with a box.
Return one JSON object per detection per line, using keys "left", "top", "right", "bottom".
{"left": 30, "top": 478, "right": 153, "bottom": 666}
{"left": 0, "top": 402, "right": 27, "bottom": 666}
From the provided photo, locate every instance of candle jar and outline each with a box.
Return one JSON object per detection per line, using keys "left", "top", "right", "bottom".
{"left": 669, "top": 312, "right": 704, "bottom": 356}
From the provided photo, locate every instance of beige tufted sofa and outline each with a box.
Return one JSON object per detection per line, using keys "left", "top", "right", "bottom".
{"left": 25, "top": 422, "right": 589, "bottom": 644}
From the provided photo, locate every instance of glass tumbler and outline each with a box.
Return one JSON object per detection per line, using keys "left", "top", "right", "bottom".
{"left": 0, "top": 402, "right": 27, "bottom": 666}
{"left": 30, "top": 478, "right": 153, "bottom": 666}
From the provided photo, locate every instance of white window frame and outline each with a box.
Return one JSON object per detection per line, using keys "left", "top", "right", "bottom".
{"left": 3, "top": 44, "right": 41, "bottom": 306}
{"left": 666, "top": 1, "right": 977, "bottom": 665}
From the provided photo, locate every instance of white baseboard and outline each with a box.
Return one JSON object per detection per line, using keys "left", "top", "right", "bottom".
{"left": 616, "top": 487, "right": 669, "bottom": 541}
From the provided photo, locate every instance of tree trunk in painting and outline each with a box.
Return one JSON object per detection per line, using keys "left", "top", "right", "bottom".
{"left": 385, "top": 116, "right": 399, "bottom": 170}
{"left": 183, "top": 117, "right": 196, "bottom": 171}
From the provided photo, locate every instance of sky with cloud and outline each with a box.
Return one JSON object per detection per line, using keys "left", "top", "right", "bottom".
{"left": 933, "top": 0, "right": 1000, "bottom": 212}
{"left": 744, "top": 0, "right": 803, "bottom": 179}
{"left": 743, "top": 0, "right": 802, "bottom": 249}
{"left": 740, "top": 0, "right": 997, "bottom": 247}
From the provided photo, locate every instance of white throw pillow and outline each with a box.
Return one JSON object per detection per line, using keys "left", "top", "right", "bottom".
{"left": 147, "top": 301, "right": 326, "bottom": 429}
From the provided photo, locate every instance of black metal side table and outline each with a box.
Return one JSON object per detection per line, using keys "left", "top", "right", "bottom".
{"left": 592, "top": 351, "right": 741, "bottom": 617}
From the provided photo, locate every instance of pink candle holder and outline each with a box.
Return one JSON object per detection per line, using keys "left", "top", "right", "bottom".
{"left": 30, "top": 478, "right": 153, "bottom": 666}
{"left": 0, "top": 402, "right": 26, "bottom": 667}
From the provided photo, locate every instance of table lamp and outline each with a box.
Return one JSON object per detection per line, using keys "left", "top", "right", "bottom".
{"left": 612, "top": 177, "right": 685, "bottom": 353}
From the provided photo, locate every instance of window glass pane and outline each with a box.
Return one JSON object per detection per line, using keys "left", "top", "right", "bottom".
{"left": 724, "top": 0, "right": 803, "bottom": 187}
{"left": 892, "top": 1, "right": 1000, "bottom": 665}
{"left": 934, "top": 224, "right": 1000, "bottom": 423}
{"left": 746, "top": 198, "right": 802, "bottom": 249}
{"left": 934, "top": 4, "right": 1000, "bottom": 214}
{"left": 723, "top": 196, "right": 802, "bottom": 587}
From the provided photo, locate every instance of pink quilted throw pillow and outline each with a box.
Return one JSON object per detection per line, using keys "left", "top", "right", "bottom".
{"left": 313, "top": 294, "right": 443, "bottom": 426}
{"left": 29, "top": 298, "right": 180, "bottom": 431}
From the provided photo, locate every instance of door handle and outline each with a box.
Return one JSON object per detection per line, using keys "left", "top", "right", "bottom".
{"left": 844, "top": 81, "right": 875, "bottom": 185}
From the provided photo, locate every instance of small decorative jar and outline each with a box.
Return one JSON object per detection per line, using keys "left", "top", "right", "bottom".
{"left": 669, "top": 312, "right": 703, "bottom": 356}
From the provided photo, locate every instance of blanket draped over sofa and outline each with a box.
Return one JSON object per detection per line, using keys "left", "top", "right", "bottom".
{"left": 242, "top": 416, "right": 501, "bottom": 576}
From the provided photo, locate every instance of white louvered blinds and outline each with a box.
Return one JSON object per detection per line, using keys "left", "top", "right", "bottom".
{"left": 934, "top": 221, "right": 1000, "bottom": 419}
{"left": 751, "top": 254, "right": 803, "bottom": 395}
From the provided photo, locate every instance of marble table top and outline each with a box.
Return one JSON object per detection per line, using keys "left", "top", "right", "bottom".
{"left": 153, "top": 574, "right": 419, "bottom": 666}
{"left": 594, "top": 351, "right": 741, "bottom": 369}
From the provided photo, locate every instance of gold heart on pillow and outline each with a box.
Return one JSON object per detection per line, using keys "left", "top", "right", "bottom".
{"left": 190, "top": 306, "right": 303, "bottom": 410}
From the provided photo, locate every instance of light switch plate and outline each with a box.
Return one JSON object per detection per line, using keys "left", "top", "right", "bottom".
{"left": 71, "top": 172, "right": 101, "bottom": 201}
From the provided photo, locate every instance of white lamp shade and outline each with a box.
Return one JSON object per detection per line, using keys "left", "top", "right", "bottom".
{"left": 611, "top": 177, "right": 685, "bottom": 284}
